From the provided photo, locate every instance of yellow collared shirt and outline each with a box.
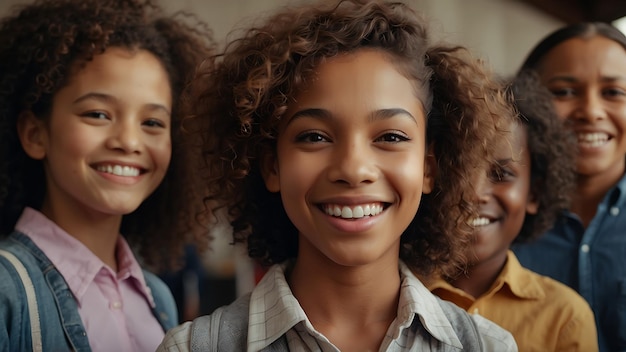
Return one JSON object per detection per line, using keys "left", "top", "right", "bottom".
{"left": 428, "top": 251, "right": 598, "bottom": 352}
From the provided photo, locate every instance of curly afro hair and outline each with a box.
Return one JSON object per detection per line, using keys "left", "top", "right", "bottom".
{"left": 0, "top": 0, "right": 216, "bottom": 269}
{"left": 510, "top": 69, "right": 577, "bottom": 243}
{"left": 189, "top": 0, "right": 514, "bottom": 277}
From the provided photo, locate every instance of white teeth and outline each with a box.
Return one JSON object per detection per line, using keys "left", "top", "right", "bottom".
{"left": 577, "top": 132, "right": 608, "bottom": 147}
{"left": 97, "top": 165, "right": 140, "bottom": 177}
{"left": 325, "top": 203, "right": 383, "bottom": 219}
{"left": 471, "top": 217, "right": 492, "bottom": 227}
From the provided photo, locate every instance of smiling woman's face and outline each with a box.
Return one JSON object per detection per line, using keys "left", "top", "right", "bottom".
{"left": 537, "top": 35, "right": 626, "bottom": 180}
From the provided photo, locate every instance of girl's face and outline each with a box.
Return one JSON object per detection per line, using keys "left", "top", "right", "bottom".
{"left": 19, "top": 47, "right": 172, "bottom": 221}
{"left": 537, "top": 35, "right": 626, "bottom": 179}
{"left": 263, "top": 49, "right": 434, "bottom": 268}
{"left": 470, "top": 122, "right": 537, "bottom": 265}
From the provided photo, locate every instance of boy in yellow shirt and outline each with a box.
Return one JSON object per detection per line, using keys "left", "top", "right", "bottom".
{"left": 426, "top": 71, "right": 598, "bottom": 351}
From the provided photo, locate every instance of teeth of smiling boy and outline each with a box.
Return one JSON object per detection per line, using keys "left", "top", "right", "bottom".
{"left": 96, "top": 165, "right": 140, "bottom": 177}
{"left": 325, "top": 204, "right": 383, "bottom": 219}
{"left": 471, "top": 217, "right": 492, "bottom": 227}
{"left": 577, "top": 132, "right": 608, "bottom": 147}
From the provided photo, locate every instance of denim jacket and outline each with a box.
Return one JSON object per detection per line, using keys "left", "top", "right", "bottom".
{"left": 513, "top": 173, "right": 626, "bottom": 352}
{"left": 0, "top": 232, "right": 178, "bottom": 351}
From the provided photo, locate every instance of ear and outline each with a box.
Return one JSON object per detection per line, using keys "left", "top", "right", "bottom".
{"left": 260, "top": 149, "right": 280, "bottom": 193}
{"left": 17, "top": 111, "right": 47, "bottom": 160}
{"left": 422, "top": 147, "right": 437, "bottom": 194}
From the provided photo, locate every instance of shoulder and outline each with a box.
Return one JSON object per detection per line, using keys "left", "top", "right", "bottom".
{"left": 158, "top": 294, "right": 252, "bottom": 352}
{"left": 437, "top": 299, "right": 518, "bottom": 351}
{"left": 523, "top": 267, "right": 592, "bottom": 314}
{"left": 522, "top": 271, "right": 597, "bottom": 347}
{"left": 143, "top": 269, "right": 179, "bottom": 328}
{"left": 0, "top": 237, "right": 40, "bottom": 295}
{"left": 158, "top": 321, "right": 193, "bottom": 352}
{"left": 144, "top": 270, "right": 174, "bottom": 299}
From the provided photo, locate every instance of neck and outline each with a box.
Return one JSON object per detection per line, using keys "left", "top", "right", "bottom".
{"left": 573, "top": 166, "right": 624, "bottom": 227}
{"left": 288, "top": 241, "right": 401, "bottom": 351}
{"left": 451, "top": 251, "right": 507, "bottom": 299}
{"left": 40, "top": 201, "right": 122, "bottom": 271}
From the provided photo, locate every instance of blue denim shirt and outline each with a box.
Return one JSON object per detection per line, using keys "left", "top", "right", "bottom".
{"left": 0, "top": 232, "right": 178, "bottom": 351}
{"left": 513, "top": 173, "right": 626, "bottom": 352}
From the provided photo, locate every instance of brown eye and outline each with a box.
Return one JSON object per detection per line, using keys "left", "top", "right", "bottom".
{"left": 83, "top": 111, "right": 109, "bottom": 119}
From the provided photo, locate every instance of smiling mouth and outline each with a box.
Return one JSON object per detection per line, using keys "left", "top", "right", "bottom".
{"left": 322, "top": 203, "right": 389, "bottom": 219}
{"left": 577, "top": 132, "right": 610, "bottom": 148}
{"left": 94, "top": 164, "right": 142, "bottom": 177}
{"left": 471, "top": 216, "right": 496, "bottom": 227}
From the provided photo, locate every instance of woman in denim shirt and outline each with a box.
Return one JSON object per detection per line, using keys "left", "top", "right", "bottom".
{"left": 0, "top": 0, "right": 214, "bottom": 350}
{"left": 512, "top": 22, "right": 626, "bottom": 352}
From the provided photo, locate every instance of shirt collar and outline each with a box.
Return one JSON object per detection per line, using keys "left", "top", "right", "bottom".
{"left": 612, "top": 172, "right": 626, "bottom": 208}
{"left": 15, "top": 207, "right": 155, "bottom": 307}
{"left": 247, "top": 260, "right": 465, "bottom": 351}
{"left": 428, "top": 251, "right": 545, "bottom": 307}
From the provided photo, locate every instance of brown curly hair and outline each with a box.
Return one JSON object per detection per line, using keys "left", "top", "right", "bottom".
{"left": 0, "top": 0, "right": 215, "bottom": 269}
{"left": 509, "top": 70, "right": 577, "bottom": 242}
{"left": 189, "top": 0, "right": 514, "bottom": 277}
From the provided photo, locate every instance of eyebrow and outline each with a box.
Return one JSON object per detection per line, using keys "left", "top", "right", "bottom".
{"left": 286, "top": 107, "right": 417, "bottom": 126}
{"left": 547, "top": 75, "right": 626, "bottom": 84}
{"left": 72, "top": 92, "right": 171, "bottom": 116}
{"left": 495, "top": 158, "right": 513, "bottom": 165}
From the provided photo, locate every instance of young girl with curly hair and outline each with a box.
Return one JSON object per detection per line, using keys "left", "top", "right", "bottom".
{"left": 0, "top": 0, "right": 214, "bottom": 350}
{"left": 426, "top": 70, "right": 598, "bottom": 351}
{"left": 159, "top": 0, "right": 519, "bottom": 350}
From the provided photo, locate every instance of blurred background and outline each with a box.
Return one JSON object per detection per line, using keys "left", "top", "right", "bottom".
{"left": 2, "top": 0, "right": 626, "bottom": 321}
{"left": 4, "top": 0, "right": 626, "bottom": 78}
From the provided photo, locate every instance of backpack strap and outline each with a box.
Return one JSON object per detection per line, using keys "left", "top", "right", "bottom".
{"left": 0, "top": 249, "right": 43, "bottom": 352}
{"left": 190, "top": 293, "right": 289, "bottom": 351}
{"left": 188, "top": 305, "right": 223, "bottom": 351}
{"left": 437, "top": 298, "right": 484, "bottom": 350}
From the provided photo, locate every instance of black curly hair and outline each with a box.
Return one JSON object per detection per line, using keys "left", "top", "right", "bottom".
{"left": 0, "top": 0, "right": 215, "bottom": 269}
{"left": 510, "top": 69, "right": 577, "bottom": 242}
{"left": 189, "top": 0, "right": 513, "bottom": 277}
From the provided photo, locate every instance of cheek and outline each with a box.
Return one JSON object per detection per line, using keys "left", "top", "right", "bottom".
{"left": 385, "top": 152, "right": 425, "bottom": 193}
{"left": 552, "top": 101, "right": 572, "bottom": 122}
{"left": 150, "top": 137, "right": 172, "bottom": 171}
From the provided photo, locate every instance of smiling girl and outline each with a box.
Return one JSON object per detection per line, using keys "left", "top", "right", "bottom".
{"left": 159, "top": 1, "right": 520, "bottom": 351}
{"left": 0, "top": 0, "right": 214, "bottom": 350}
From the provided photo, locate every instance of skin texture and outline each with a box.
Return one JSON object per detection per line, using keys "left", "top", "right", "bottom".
{"left": 17, "top": 48, "right": 172, "bottom": 269}
{"left": 536, "top": 36, "right": 626, "bottom": 225}
{"left": 262, "top": 49, "right": 434, "bottom": 351}
{"left": 454, "top": 122, "right": 538, "bottom": 298}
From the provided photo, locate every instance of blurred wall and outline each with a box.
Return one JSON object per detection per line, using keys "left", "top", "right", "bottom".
{"left": 0, "top": 0, "right": 563, "bottom": 77}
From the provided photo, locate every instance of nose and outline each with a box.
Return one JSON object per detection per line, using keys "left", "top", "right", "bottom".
{"left": 327, "top": 140, "right": 378, "bottom": 186}
{"left": 474, "top": 172, "right": 492, "bottom": 204}
{"left": 106, "top": 120, "right": 142, "bottom": 154}
{"left": 570, "top": 91, "right": 607, "bottom": 123}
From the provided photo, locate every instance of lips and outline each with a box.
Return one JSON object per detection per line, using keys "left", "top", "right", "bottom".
{"left": 323, "top": 203, "right": 386, "bottom": 219}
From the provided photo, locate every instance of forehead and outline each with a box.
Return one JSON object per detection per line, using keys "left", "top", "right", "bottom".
{"left": 287, "top": 49, "right": 427, "bottom": 119}
{"left": 538, "top": 36, "right": 626, "bottom": 78}
{"left": 495, "top": 121, "right": 528, "bottom": 159}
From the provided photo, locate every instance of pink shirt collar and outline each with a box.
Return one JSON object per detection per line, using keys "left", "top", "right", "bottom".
{"left": 15, "top": 207, "right": 155, "bottom": 308}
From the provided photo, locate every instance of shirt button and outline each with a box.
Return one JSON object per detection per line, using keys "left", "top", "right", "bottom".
{"left": 110, "top": 301, "right": 123, "bottom": 309}
{"left": 610, "top": 207, "right": 620, "bottom": 216}
{"left": 581, "top": 244, "right": 590, "bottom": 253}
